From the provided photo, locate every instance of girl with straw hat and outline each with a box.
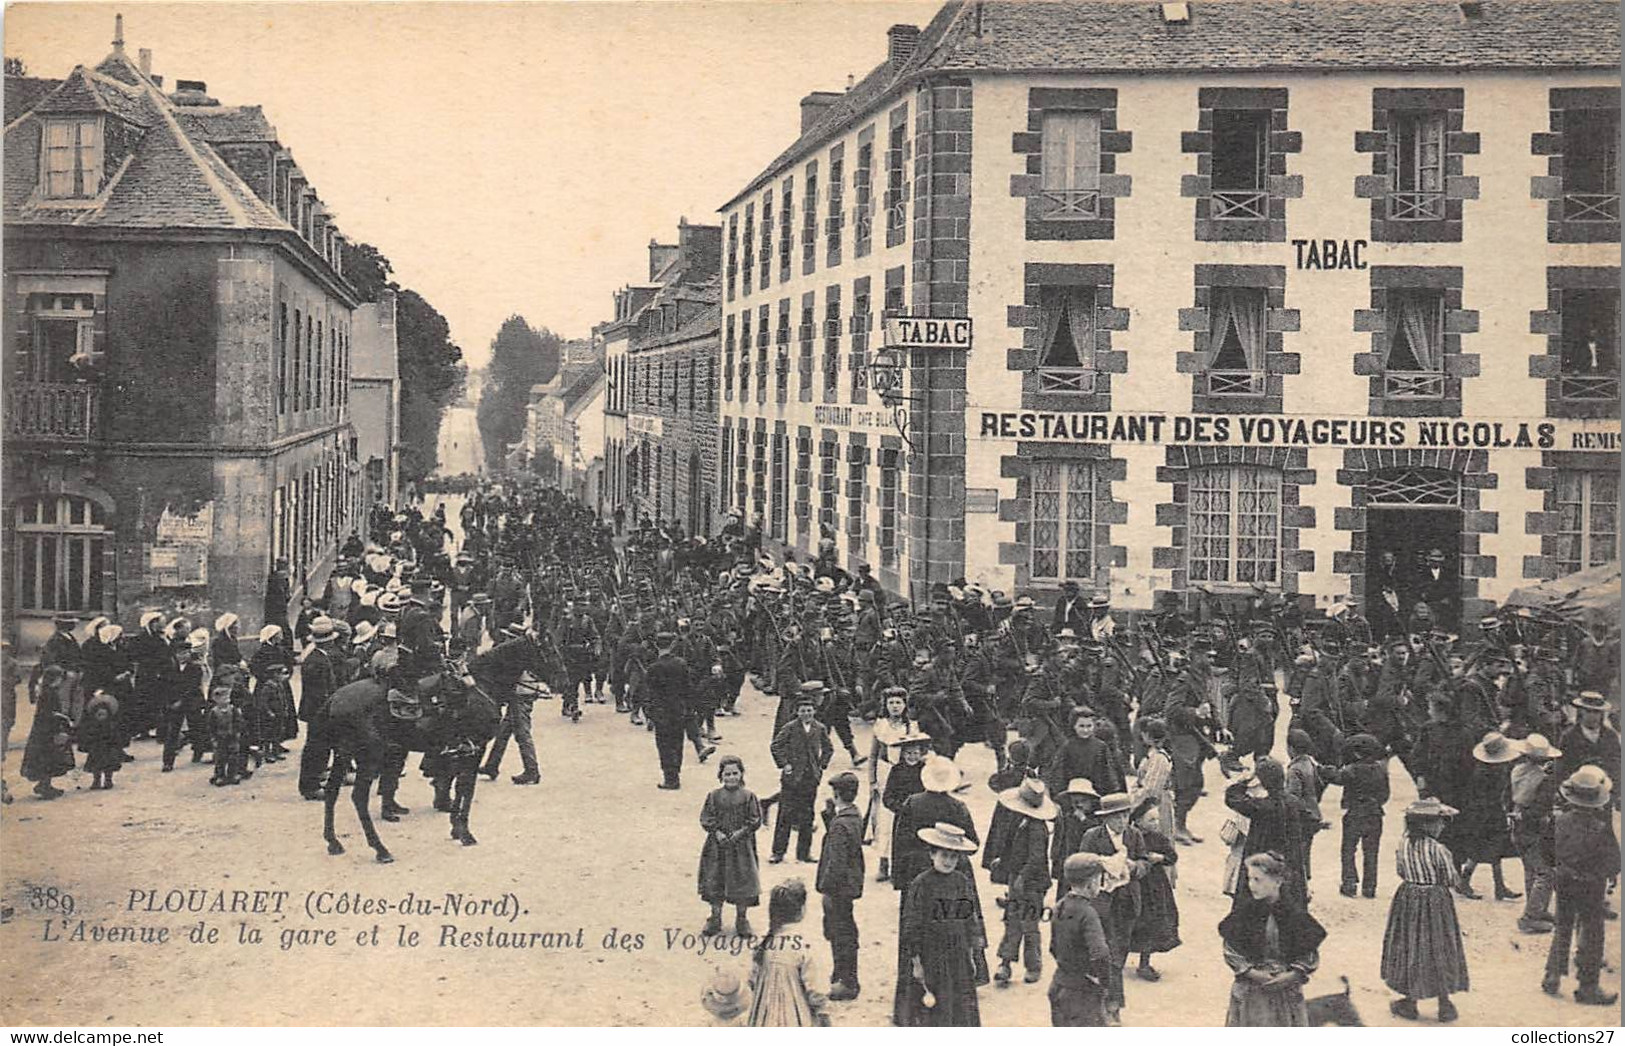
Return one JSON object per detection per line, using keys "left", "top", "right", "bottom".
{"left": 1381, "top": 798, "right": 1470, "bottom": 1022}
{"left": 896, "top": 823, "right": 983, "bottom": 1026}
{"left": 1457, "top": 731, "right": 1524, "bottom": 901}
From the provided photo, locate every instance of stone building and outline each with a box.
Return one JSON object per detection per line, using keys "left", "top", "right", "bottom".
{"left": 602, "top": 219, "right": 722, "bottom": 535}
{"left": 350, "top": 290, "right": 400, "bottom": 512}
{"left": 716, "top": 0, "right": 1620, "bottom": 620}
{"left": 3, "top": 25, "right": 361, "bottom": 650}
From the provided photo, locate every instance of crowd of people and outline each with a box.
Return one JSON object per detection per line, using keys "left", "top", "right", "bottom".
{"left": 4, "top": 477, "right": 1620, "bottom": 1026}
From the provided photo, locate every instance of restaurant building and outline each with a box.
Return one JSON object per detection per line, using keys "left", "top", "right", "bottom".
{"left": 716, "top": 0, "right": 1620, "bottom": 621}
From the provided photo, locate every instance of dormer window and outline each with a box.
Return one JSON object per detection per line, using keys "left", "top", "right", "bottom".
{"left": 42, "top": 118, "right": 104, "bottom": 199}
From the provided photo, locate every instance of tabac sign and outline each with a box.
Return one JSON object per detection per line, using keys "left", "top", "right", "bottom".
{"left": 884, "top": 315, "right": 973, "bottom": 350}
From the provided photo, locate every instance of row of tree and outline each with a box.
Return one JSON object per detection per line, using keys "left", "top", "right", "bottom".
{"left": 341, "top": 241, "right": 466, "bottom": 483}
{"left": 476, "top": 314, "right": 564, "bottom": 472}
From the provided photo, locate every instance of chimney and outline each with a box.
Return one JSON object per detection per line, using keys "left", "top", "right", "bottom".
{"left": 175, "top": 79, "right": 206, "bottom": 93}
{"left": 137, "top": 48, "right": 152, "bottom": 76}
{"left": 112, "top": 14, "right": 125, "bottom": 54}
{"left": 799, "top": 90, "right": 844, "bottom": 133}
{"left": 648, "top": 238, "right": 680, "bottom": 282}
{"left": 887, "top": 24, "right": 920, "bottom": 65}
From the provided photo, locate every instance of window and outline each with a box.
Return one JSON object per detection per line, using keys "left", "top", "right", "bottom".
{"left": 779, "top": 180, "right": 794, "bottom": 281}
{"left": 1037, "top": 286, "right": 1097, "bottom": 394}
{"left": 305, "top": 315, "right": 315, "bottom": 410}
{"left": 850, "top": 288, "right": 871, "bottom": 401}
{"left": 847, "top": 445, "right": 868, "bottom": 547}
{"left": 1556, "top": 470, "right": 1619, "bottom": 575}
{"left": 315, "top": 320, "right": 324, "bottom": 408}
{"left": 879, "top": 448, "right": 901, "bottom": 568}
{"left": 819, "top": 438, "right": 840, "bottom": 534}
{"left": 756, "top": 304, "right": 770, "bottom": 402}
{"left": 1560, "top": 288, "right": 1620, "bottom": 401}
{"left": 1211, "top": 109, "right": 1270, "bottom": 220}
{"left": 776, "top": 305, "right": 792, "bottom": 404}
{"left": 1205, "top": 287, "right": 1268, "bottom": 397}
{"left": 13, "top": 495, "right": 108, "bottom": 612}
{"left": 885, "top": 115, "right": 908, "bottom": 236}
{"left": 738, "top": 312, "right": 752, "bottom": 399}
{"left": 1031, "top": 460, "right": 1094, "bottom": 582}
{"left": 854, "top": 142, "right": 874, "bottom": 256}
{"left": 1188, "top": 465, "right": 1280, "bottom": 585}
{"left": 736, "top": 423, "right": 750, "bottom": 514}
{"left": 726, "top": 214, "right": 739, "bottom": 300}
{"left": 724, "top": 316, "right": 736, "bottom": 401}
{"left": 1388, "top": 111, "right": 1446, "bottom": 220}
{"left": 1383, "top": 289, "right": 1446, "bottom": 400}
{"left": 771, "top": 432, "right": 788, "bottom": 540}
{"left": 802, "top": 164, "right": 819, "bottom": 272}
{"left": 759, "top": 192, "right": 773, "bottom": 285}
{"left": 1563, "top": 108, "right": 1620, "bottom": 221}
{"left": 798, "top": 301, "right": 815, "bottom": 400}
{"left": 1041, "top": 110, "right": 1102, "bottom": 218}
{"left": 823, "top": 291, "right": 842, "bottom": 400}
{"left": 292, "top": 310, "right": 303, "bottom": 412}
{"left": 751, "top": 430, "right": 767, "bottom": 524}
{"left": 42, "top": 118, "right": 103, "bottom": 199}
{"left": 827, "top": 153, "right": 844, "bottom": 263}
{"left": 687, "top": 357, "right": 696, "bottom": 413}
{"left": 22, "top": 292, "right": 96, "bottom": 382}
{"left": 278, "top": 303, "right": 289, "bottom": 414}
{"left": 742, "top": 204, "right": 755, "bottom": 296}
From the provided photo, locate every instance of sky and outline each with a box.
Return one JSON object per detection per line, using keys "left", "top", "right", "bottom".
{"left": 5, "top": 0, "right": 944, "bottom": 369}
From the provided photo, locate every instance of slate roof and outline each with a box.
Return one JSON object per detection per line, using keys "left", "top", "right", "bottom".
{"left": 4, "top": 50, "right": 297, "bottom": 232}
{"left": 4, "top": 77, "right": 62, "bottom": 125}
{"left": 560, "top": 364, "right": 607, "bottom": 416}
{"left": 726, "top": 0, "right": 1620, "bottom": 207}
{"left": 925, "top": 0, "right": 1622, "bottom": 73}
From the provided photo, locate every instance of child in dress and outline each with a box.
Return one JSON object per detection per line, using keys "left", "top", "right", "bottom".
{"left": 747, "top": 879, "right": 828, "bottom": 1027}
{"left": 1381, "top": 798, "right": 1469, "bottom": 1022}
{"left": 79, "top": 690, "right": 124, "bottom": 791}
{"left": 867, "top": 687, "right": 920, "bottom": 882}
{"left": 256, "top": 664, "right": 292, "bottom": 764}
{"left": 698, "top": 754, "right": 763, "bottom": 937}
{"left": 1131, "top": 799, "right": 1181, "bottom": 982}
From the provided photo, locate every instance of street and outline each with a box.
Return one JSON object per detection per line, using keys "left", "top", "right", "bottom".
{"left": 436, "top": 405, "right": 483, "bottom": 478}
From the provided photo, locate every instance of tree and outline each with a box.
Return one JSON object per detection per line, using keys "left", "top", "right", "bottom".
{"left": 341, "top": 240, "right": 466, "bottom": 484}
{"left": 477, "top": 315, "right": 560, "bottom": 471}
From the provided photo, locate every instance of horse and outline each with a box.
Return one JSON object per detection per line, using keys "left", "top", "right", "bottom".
{"left": 319, "top": 671, "right": 497, "bottom": 862}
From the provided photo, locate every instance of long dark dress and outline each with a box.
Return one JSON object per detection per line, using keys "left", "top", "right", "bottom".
{"left": 697, "top": 786, "right": 763, "bottom": 906}
{"left": 1223, "top": 780, "right": 1306, "bottom": 907}
{"left": 1131, "top": 828, "right": 1181, "bottom": 954}
{"left": 1220, "top": 896, "right": 1325, "bottom": 1026}
{"left": 21, "top": 677, "right": 75, "bottom": 782}
{"left": 884, "top": 760, "right": 926, "bottom": 886}
{"left": 897, "top": 867, "right": 983, "bottom": 1027}
{"left": 1456, "top": 761, "right": 1516, "bottom": 863}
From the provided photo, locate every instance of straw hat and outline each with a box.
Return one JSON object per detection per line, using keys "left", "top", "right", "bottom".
{"left": 1520, "top": 734, "right": 1563, "bottom": 761}
{"left": 1405, "top": 797, "right": 1459, "bottom": 820}
{"left": 352, "top": 621, "right": 377, "bottom": 646}
{"left": 700, "top": 971, "right": 746, "bottom": 1021}
{"left": 898, "top": 729, "right": 934, "bottom": 749}
{"left": 920, "top": 755, "right": 964, "bottom": 794}
{"left": 998, "top": 778, "right": 1059, "bottom": 821}
{"left": 214, "top": 612, "right": 238, "bottom": 633}
{"left": 1094, "top": 792, "right": 1133, "bottom": 817}
{"left": 1064, "top": 777, "right": 1099, "bottom": 799}
{"left": 1571, "top": 691, "right": 1610, "bottom": 713}
{"left": 309, "top": 617, "right": 338, "bottom": 642}
{"left": 1559, "top": 766, "right": 1613, "bottom": 809}
{"left": 1472, "top": 731, "right": 1523, "bottom": 764}
{"left": 258, "top": 625, "right": 282, "bottom": 644}
{"left": 916, "top": 822, "right": 978, "bottom": 853}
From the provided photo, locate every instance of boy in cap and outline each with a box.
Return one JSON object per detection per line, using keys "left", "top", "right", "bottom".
{"left": 1542, "top": 767, "right": 1620, "bottom": 1005}
{"left": 1049, "top": 853, "right": 1111, "bottom": 1026}
{"left": 817, "top": 770, "right": 866, "bottom": 1000}
{"left": 768, "top": 683, "right": 834, "bottom": 863}
{"left": 1331, "top": 733, "right": 1390, "bottom": 898}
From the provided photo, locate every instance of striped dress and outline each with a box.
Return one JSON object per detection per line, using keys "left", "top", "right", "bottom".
{"left": 1379, "top": 833, "right": 1469, "bottom": 999}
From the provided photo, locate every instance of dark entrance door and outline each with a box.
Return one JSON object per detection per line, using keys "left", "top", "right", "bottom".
{"left": 1366, "top": 506, "right": 1463, "bottom": 635}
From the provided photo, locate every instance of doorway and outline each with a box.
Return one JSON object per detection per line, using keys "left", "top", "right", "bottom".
{"left": 1366, "top": 506, "right": 1463, "bottom": 634}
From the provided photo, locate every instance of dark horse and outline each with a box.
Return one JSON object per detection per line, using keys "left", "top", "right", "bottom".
{"left": 321, "top": 672, "right": 499, "bottom": 862}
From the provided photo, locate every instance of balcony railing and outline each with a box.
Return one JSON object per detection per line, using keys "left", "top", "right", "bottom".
{"left": 1038, "top": 367, "right": 1097, "bottom": 394}
{"left": 1203, "top": 369, "right": 1266, "bottom": 397}
{"left": 1387, "top": 190, "right": 1447, "bottom": 221}
{"left": 1211, "top": 190, "right": 1269, "bottom": 220}
{"left": 1040, "top": 187, "right": 1101, "bottom": 219}
{"left": 1560, "top": 373, "right": 1620, "bottom": 401}
{"left": 1384, "top": 371, "right": 1446, "bottom": 399}
{"left": 1563, "top": 193, "right": 1620, "bottom": 223}
{"left": 7, "top": 381, "right": 100, "bottom": 441}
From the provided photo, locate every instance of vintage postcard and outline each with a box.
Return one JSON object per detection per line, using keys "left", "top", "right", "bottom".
{"left": 1, "top": 0, "right": 1620, "bottom": 1030}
